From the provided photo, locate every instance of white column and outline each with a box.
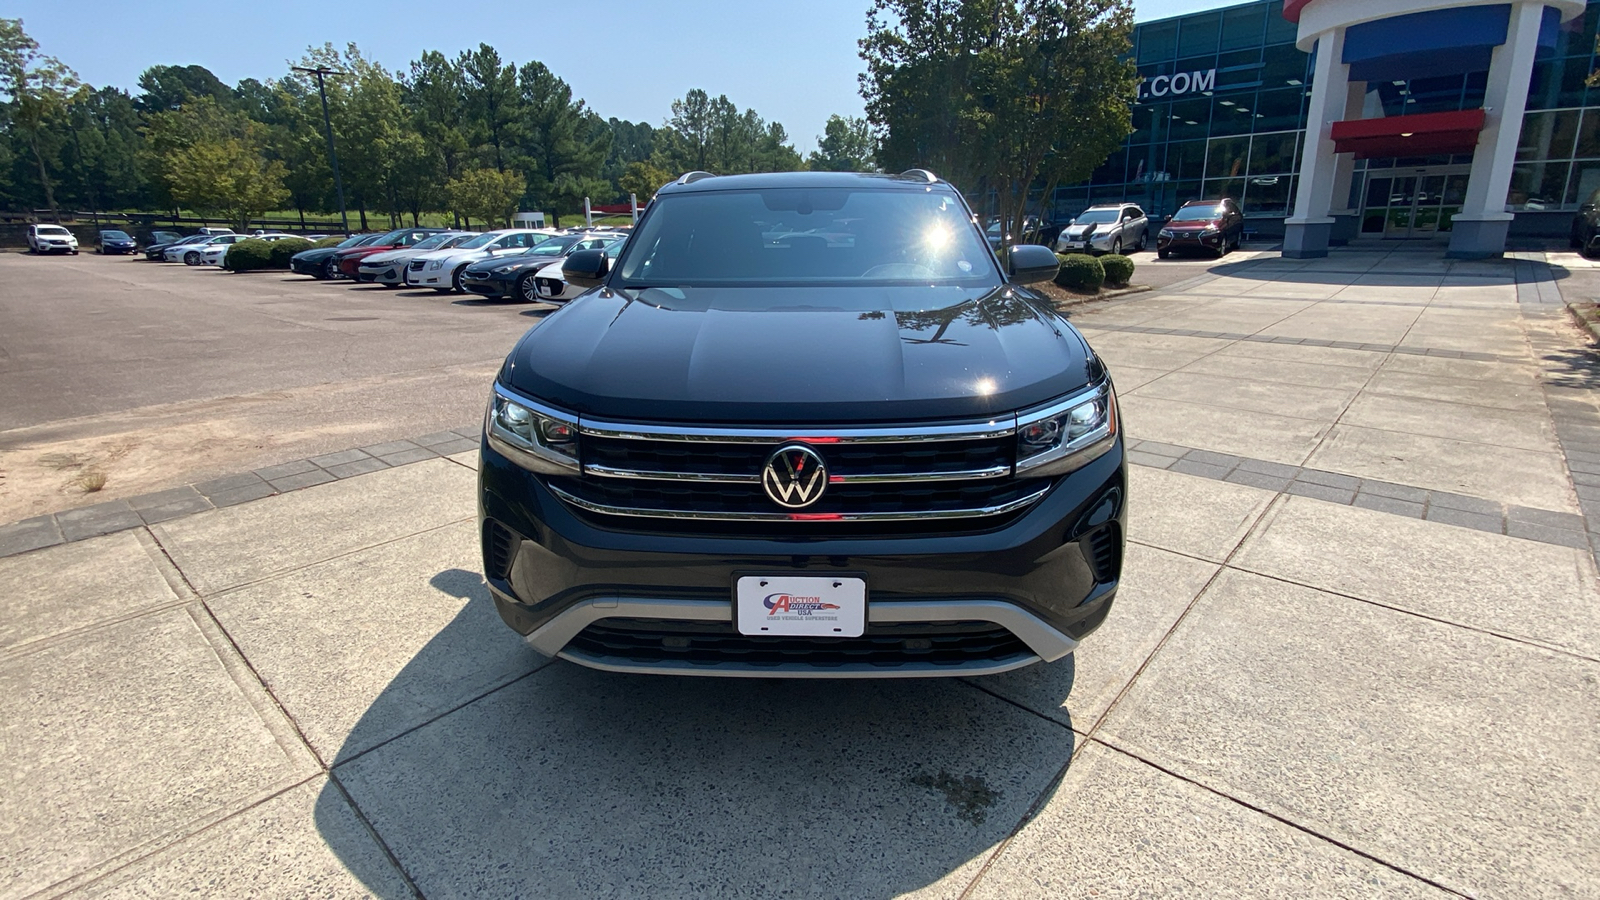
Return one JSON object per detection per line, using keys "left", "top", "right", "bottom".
{"left": 1284, "top": 28, "right": 1351, "bottom": 258}
{"left": 1450, "top": 0, "right": 1544, "bottom": 257}
{"left": 1328, "top": 80, "right": 1365, "bottom": 214}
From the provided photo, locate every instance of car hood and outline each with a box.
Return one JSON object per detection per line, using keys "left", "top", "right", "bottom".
{"left": 292, "top": 247, "right": 341, "bottom": 262}
{"left": 503, "top": 284, "right": 1095, "bottom": 424}
{"left": 362, "top": 248, "right": 413, "bottom": 264}
{"left": 467, "top": 254, "right": 560, "bottom": 275}
{"left": 1164, "top": 221, "right": 1210, "bottom": 231}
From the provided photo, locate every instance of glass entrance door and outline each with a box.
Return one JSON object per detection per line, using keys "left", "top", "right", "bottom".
{"left": 1360, "top": 166, "right": 1471, "bottom": 239}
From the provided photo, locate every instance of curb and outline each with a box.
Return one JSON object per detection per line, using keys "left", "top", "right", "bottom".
{"left": 0, "top": 427, "right": 482, "bottom": 559}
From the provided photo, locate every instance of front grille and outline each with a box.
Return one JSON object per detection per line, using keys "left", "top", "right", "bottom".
{"left": 484, "top": 520, "right": 517, "bottom": 580}
{"left": 1083, "top": 523, "right": 1121, "bottom": 583}
{"left": 536, "top": 277, "right": 562, "bottom": 295}
{"left": 538, "top": 417, "right": 1048, "bottom": 533}
{"left": 409, "top": 259, "right": 426, "bottom": 271}
{"left": 566, "top": 618, "right": 1031, "bottom": 669}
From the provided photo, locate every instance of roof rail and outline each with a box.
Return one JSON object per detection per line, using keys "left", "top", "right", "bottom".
{"left": 899, "top": 168, "right": 939, "bottom": 183}
{"left": 676, "top": 171, "right": 716, "bottom": 185}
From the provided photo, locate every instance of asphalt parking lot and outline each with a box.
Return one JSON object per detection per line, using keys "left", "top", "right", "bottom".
{"left": 1, "top": 243, "right": 1596, "bottom": 898}
{"left": 0, "top": 247, "right": 1231, "bottom": 523}
{"left": 0, "top": 252, "right": 541, "bottom": 521}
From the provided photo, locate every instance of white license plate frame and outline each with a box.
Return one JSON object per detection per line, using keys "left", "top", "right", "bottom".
{"left": 735, "top": 575, "right": 867, "bottom": 638}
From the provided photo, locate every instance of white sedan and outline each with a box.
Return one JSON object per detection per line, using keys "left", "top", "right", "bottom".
{"left": 166, "top": 234, "right": 245, "bottom": 264}
{"left": 404, "top": 229, "right": 558, "bottom": 292}
{"left": 533, "top": 238, "right": 627, "bottom": 304}
{"left": 358, "top": 231, "right": 477, "bottom": 286}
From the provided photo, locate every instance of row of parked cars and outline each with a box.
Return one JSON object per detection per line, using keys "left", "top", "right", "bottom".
{"left": 288, "top": 225, "right": 629, "bottom": 304}
{"left": 1048, "top": 198, "right": 1248, "bottom": 259}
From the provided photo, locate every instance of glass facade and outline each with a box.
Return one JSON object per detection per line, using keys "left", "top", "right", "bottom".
{"left": 1052, "top": 0, "right": 1600, "bottom": 232}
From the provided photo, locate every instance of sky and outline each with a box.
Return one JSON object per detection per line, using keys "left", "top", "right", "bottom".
{"left": 9, "top": 0, "right": 1230, "bottom": 154}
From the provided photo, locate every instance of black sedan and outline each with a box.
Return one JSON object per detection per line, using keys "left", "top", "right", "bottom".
{"left": 289, "top": 234, "right": 378, "bottom": 279}
{"left": 98, "top": 230, "right": 138, "bottom": 254}
{"left": 460, "top": 234, "right": 617, "bottom": 301}
{"left": 143, "top": 234, "right": 206, "bottom": 260}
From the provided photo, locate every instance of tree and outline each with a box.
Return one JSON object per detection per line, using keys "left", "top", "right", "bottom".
{"left": 146, "top": 97, "right": 288, "bottom": 230}
{"left": 458, "top": 44, "right": 520, "bottom": 172}
{"left": 401, "top": 51, "right": 470, "bottom": 222}
{"left": 618, "top": 160, "right": 674, "bottom": 203}
{"left": 516, "top": 60, "right": 610, "bottom": 220}
{"left": 135, "top": 64, "right": 232, "bottom": 113}
{"left": 861, "top": 0, "right": 1137, "bottom": 245}
{"left": 653, "top": 88, "right": 803, "bottom": 175}
{"left": 447, "top": 167, "right": 523, "bottom": 227}
{"left": 808, "top": 114, "right": 877, "bottom": 171}
{"left": 0, "top": 18, "right": 79, "bottom": 218}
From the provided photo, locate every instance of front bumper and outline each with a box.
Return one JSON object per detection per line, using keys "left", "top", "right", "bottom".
{"left": 407, "top": 266, "right": 451, "bottom": 288}
{"left": 357, "top": 264, "right": 404, "bottom": 284}
{"left": 478, "top": 436, "right": 1126, "bottom": 678}
{"left": 1157, "top": 231, "right": 1223, "bottom": 253}
{"left": 462, "top": 272, "right": 516, "bottom": 297}
{"left": 1056, "top": 233, "right": 1114, "bottom": 253}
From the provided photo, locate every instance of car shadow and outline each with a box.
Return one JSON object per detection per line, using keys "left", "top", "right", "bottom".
{"left": 314, "top": 568, "right": 1079, "bottom": 898}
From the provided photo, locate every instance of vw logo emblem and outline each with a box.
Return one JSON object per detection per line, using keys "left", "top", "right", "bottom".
{"left": 762, "top": 444, "right": 829, "bottom": 509}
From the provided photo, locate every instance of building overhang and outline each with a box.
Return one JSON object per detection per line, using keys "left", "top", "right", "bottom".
{"left": 1282, "top": 0, "right": 1585, "bottom": 53}
{"left": 1329, "top": 108, "right": 1487, "bottom": 159}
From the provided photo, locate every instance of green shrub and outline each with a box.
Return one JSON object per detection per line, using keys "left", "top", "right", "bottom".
{"left": 1100, "top": 253, "right": 1135, "bottom": 287}
{"left": 223, "top": 239, "right": 275, "bottom": 271}
{"left": 312, "top": 236, "right": 345, "bottom": 249}
{"left": 268, "top": 237, "right": 313, "bottom": 268}
{"left": 1054, "top": 253, "right": 1105, "bottom": 292}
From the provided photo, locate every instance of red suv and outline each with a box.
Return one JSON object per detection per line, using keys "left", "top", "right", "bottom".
{"left": 1156, "top": 198, "right": 1245, "bottom": 258}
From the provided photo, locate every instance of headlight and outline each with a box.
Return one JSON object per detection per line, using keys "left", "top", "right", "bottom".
{"left": 491, "top": 264, "right": 517, "bottom": 274}
{"left": 1015, "top": 381, "right": 1117, "bottom": 477}
{"left": 428, "top": 259, "right": 444, "bottom": 270}
{"left": 486, "top": 386, "right": 579, "bottom": 474}
{"left": 1159, "top": 229, "right": 1174, "bottom": 238}
{"left": 1201, "top": 227, "right": 1219, "bottom": 236}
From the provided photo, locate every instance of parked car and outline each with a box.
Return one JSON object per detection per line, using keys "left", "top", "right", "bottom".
{"left": 528, "top": 237, "right": 628, "bottom": 304}
{"left": 479, "top": 169, "right": 1122, "bottom": 678}
{"left": 200, "top": 233, "right": 293, "bottom": 267}
{"left": 26, "top": 224, "right": 78, "bottom": 254}
{"left": 354, "top": 231, "right": 476, "bottom": 286}
{"left": 334, "top": 228, "right": 451, "bottom": 278}
{"left": 289, "top": 234, "right": 380, "bottom": 279}
{"left": 98, "top": 229, "right": 138, "bottom": 254}
{"left": 148, "top": 230, "right": 183, "bottom": 246}
{"left": 982, "top": 215, "right": 1043, "bottom": 250}
{"left": 165, "top": 233, "right": 245, "bottom": 264}
{"left": 145, "top": 234, "right": 206, "bottom": 261}
{"left": 405, "top": 229, "right": 556, "bottom": 292}
{"left": 1156, "top": 198, "right": 1245, "bottom": 258}
{"left": 1055, "top": 204, "right": 1148, "bottom": 256}
{"left": 461, "top": 233, "right": 622, "bottom": 301}
{"left": 1569, "top": 188, "right": 1600, "bottom": 255}
{"left": 193, "top": 226, "right": 234, "bottom": 237}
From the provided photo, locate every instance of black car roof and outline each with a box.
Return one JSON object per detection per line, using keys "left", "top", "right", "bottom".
{"left": 655, "top": 170, "right": 951, "bottom": 196}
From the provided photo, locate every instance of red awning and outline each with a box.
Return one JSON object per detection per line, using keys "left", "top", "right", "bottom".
{"left": 1329, "top": 109, "right": 1487, "bottom": 160}
{"left": 1282, "top": 0, "right": 1313, "bottom": 23}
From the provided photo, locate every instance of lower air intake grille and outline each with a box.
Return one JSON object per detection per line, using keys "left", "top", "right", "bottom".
{"left": 485, "top": 520, "right": 517, "bottom": 581}
{"left": 1084, "top": 523, "right": 1121, "bottom": 583}
{"left": 567, "top": 618, "right": 1031, "bottom": 669}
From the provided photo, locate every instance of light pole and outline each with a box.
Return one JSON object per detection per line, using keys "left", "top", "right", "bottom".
{"left": 293, "top": 65, "right": 350, "bottom": 233}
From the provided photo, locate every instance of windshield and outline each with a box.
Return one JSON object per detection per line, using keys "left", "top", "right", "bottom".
{"left": 456, "top": 233, "right": 499, "bottom": 250}
{"left": 616, "top": 188, "right": 997, "bottom": 287}
{"left": 1074, "top": 210, "right": 1119, "bottom": 224}
{"left": 39, "top": 226, "right": 69, "bottom": 235}
{"left": 1171, "top": 205, "right": 1222, "bottom": 222}
{"left": 523, "top": 235, "right": 580, "bottom": 257}
{"left": 411, "top": 232, "right": 461, "bottom": 251}
{"left": 102, "top": 230, "right": 131, "bottom": 239}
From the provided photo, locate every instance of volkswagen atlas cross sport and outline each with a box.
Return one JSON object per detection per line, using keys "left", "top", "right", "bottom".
{"left": 479, "top": 170, "right": 1125, "bottom": 678}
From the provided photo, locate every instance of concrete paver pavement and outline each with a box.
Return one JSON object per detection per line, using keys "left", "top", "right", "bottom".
{"left": 2, "top": 246, "right": 1597, "bottom": 898}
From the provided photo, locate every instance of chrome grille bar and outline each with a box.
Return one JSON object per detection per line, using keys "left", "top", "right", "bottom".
{"left": 580, "top": 418, "right": 1015, "bottom": 445}
{"left": 581, "top": 463, "right": 1013, "bottom": 484}
{"left": 548, "top": 483, "right": 1050, "bottom": 522}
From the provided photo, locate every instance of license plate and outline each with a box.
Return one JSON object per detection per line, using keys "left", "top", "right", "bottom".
{"left": 736, "top": 575, "right": 866, "bottom": 637}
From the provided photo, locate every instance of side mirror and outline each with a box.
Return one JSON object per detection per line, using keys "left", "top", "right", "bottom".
{"left": 563, "top": 249, "right": 610, "bottom": 288}
{"left": 1007, "top": 244, "right": 1059, "bottom": 285}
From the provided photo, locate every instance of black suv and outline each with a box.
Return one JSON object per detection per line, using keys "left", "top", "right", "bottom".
{"left": 479, "top": 170, "right": 1125, "bottom": 677}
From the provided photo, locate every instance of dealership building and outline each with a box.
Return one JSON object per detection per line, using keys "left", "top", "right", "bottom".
{"left": 1054, "top": 0, "right": 1597, "bottom": 257}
